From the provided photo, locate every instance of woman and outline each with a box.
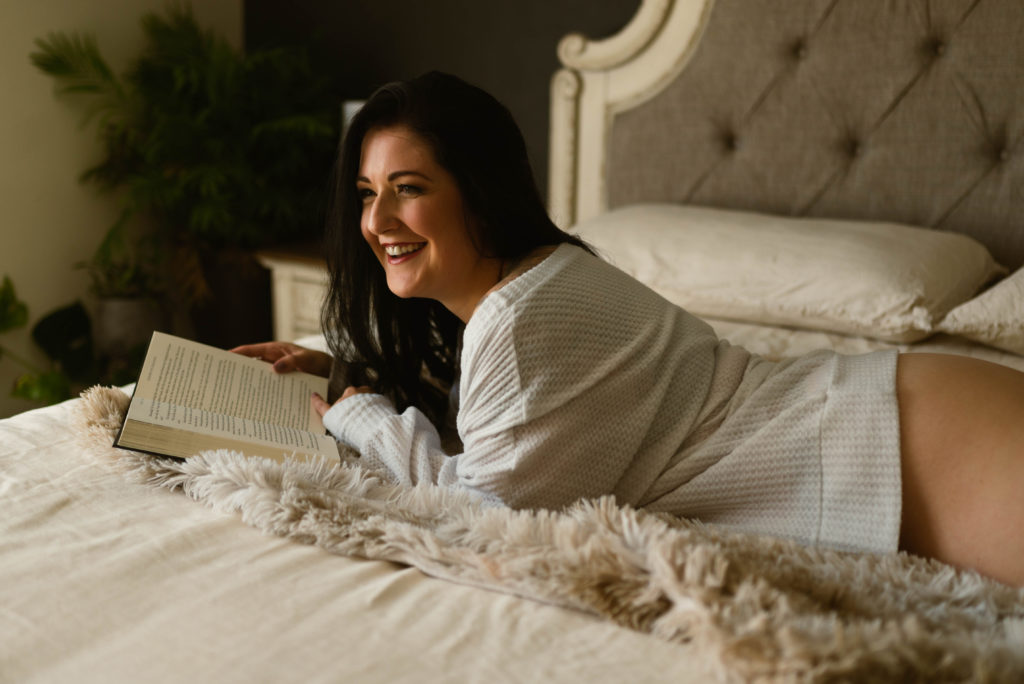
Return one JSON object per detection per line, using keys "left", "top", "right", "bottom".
{"left": 235, "top": 72, "right": 1024, "bottom": 586}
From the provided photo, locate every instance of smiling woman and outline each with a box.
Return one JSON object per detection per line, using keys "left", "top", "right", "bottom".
{"left": 231, "top": 71, "right": 1024, "bottom": 588}
{"left": 307, "top": 71, "right": 592, "bottom": 427}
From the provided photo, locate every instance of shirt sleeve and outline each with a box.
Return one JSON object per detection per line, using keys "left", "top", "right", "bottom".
{"left": 322, "top": 393, "right": 462, "bottom": 488}
{"left": 320, "top": 305, "right": 524, "bottom": 504}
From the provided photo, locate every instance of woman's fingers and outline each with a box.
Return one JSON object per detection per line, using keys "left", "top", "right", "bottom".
{"left": 230, "top": 341, "right": 298, "bottom": 362}
{"left": 312, "top": 386, "right": 374, "bottom": 418}
{"left": 231, "top": 342, "right": 332, "bottom": 377}
{"left": 272, "top": 354, "right": 300, "bottom": 373}
{"left": 341, "top": 385, "right": 373, "bottom": 400}
{"left": 311, "top": 392, "right": 332, "bottom": 418}
{"left": 230, "top": 342, "right": 283, "bottom": 361}
{"left": 275, "top": 349, "right": 332, "bottom": 376}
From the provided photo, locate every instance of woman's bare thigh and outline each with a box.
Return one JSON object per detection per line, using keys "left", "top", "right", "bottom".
{"left": 896, "top": 353, "right": 1024, "bottom": 586}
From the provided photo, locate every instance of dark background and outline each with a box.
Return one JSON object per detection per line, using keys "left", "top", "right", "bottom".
{"left": 244, "top": 0, "right": 640, "bottom": 198}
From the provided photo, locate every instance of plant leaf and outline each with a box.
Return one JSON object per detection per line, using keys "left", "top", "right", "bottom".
{"left": 29, "top": 32, "right": 126, "bottom": 124}
{"left": 0, "top": 275, "right": 30, "bottom": 333}
{"left": 31, "top": 302, "right": 94, "bottom": 380}
{"left": 12, "top": 370, "right": 71, "bottom": 405}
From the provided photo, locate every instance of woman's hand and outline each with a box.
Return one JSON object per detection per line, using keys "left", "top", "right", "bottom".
{"left": 230, "top": 341, "right": 333, "bottom": 378}
{"left": 311, "top": 385, "right": 373, "bottom": 418}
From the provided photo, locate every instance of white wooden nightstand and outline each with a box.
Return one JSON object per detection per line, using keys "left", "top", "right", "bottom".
{"left": 256, "top": 247, "right": 329, "bottom": 342}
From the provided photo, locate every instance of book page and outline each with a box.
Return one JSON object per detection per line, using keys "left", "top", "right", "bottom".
{"left": 121, "top": 332, "right": 337, "bottom": 460}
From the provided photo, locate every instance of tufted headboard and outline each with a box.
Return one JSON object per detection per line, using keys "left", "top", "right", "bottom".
{"left": 549, "top": 0, "right": 1024, "bottom": 269}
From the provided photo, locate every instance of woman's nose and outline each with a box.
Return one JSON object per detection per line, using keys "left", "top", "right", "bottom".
{"left": 364, "top": 194, "right": 397, "bottom": 235}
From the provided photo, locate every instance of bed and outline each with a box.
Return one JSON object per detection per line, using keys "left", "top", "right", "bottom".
{"left": 4, "top": 1, "right": 1024, "bottom": 682}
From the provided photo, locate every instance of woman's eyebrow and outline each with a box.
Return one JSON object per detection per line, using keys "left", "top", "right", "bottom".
{"left": 356, "top": 170, "right": 434, "bottom": 183}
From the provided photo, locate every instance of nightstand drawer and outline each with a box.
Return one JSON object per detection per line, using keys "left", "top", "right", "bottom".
{"left": 257, "top": 250, "right": 329, "bottom": 341}
{"left": 291, "top": 277, "right": 326, "bottom": 334}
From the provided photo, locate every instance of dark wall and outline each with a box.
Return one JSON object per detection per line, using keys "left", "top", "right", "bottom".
{"left": 244, "top": 0, "right": 640, "bottom": 198}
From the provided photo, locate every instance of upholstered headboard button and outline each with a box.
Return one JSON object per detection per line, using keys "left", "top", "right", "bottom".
{"left": 790, "top": 39, "right": 808, "bottom": 61}
{"left": 721, "top": 131, "right": 739, "bottom": 152}
{"left": 928, "top": 38, "right": 948, "bottom": 57}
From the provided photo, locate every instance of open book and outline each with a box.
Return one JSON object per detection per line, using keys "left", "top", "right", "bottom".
{"left": 115, "top": 332, "right": 339, "bottom": 463}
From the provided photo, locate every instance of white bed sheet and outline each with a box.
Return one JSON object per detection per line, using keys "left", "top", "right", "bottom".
{"left": 706, "top": 317, "right": 1024, "bottom": 372}
{"left": 0, "top": 396, "right": 711, "bottom": 684}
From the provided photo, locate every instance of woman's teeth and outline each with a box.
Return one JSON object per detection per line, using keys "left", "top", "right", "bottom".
{"left": 384, "top": 243, "right": 426, "bottom": 257}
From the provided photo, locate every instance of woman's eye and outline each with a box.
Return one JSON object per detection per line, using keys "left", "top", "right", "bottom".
{"left": 357, "top": 187, "right": 375, "bottom": 201}
{"left": 397, "top": 184, "right": 422, "bottom": 196}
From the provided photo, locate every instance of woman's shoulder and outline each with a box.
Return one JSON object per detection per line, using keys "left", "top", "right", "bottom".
{"left": 462, "top": 244, "right": 581, "bottom": 355}
{"left": 480, "top": 245, "right": 560, "bottom": 303}
{"left": 490, "top": 244, "right": 675, "bottom": 336}
{"left": 484, "top": 242, "right": 599, "bottom": 297}
{"left": 470, "top": 244, "right": 571, "bottom": 320}
{"left": 469, "top": 241, "right": 687, "bottom": 344}
{"left": 521, "top": 243, "right": 658, "bottom": 305}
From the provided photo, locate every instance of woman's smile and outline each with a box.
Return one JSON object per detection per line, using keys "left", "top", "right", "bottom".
{"left": 383, "top": 241, "right": 427, "bottom": 262}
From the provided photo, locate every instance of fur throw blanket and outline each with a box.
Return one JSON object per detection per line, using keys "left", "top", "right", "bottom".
{"left": 76, "top": 386, "right": 1024, "bottom": 683}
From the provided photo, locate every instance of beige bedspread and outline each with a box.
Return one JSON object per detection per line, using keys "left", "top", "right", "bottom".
{"left": 0, "top": 397, "right": 711, "bottom": 683}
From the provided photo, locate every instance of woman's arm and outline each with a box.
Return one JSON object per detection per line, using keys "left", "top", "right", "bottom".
{"left": 318, "top": 392, "right": 465, "bottom": 491}
{"left": 311, "top": 362, "right": 644, "bottom": 511}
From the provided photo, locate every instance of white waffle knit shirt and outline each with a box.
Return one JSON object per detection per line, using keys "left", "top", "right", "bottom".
{"left": 323, "top": 244, "right": 902, "bottom": 554}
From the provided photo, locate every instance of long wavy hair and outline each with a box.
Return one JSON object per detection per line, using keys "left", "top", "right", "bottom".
{"left": 321, "top": 71, "right": 590, "bottom": 425}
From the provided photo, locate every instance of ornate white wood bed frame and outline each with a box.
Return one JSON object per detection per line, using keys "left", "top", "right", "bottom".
{"left": 549, "top": 0, "right": 713, "bottom": 228}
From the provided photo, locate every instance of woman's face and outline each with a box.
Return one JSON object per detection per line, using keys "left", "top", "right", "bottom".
{"left": 357, "top": 125, "right": 501, "bottom": 322}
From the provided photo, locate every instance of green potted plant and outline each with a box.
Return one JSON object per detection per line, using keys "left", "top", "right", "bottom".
{"left": 82, "top": 212, "right": 164, "bottom": 362}
{"left": 30, "top": 4, "right": 339, "bottom": 347}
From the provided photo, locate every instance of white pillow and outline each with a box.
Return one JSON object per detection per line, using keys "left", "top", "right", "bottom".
{"left": 573, "top": 204, "right": 1004, "bottom": 343}
{"left": 937, "top": 266, "right": 1024, "bottom": 354}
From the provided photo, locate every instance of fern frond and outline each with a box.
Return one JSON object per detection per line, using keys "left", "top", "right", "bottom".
{"left": 251, "top": 115, "right": 335, "bottom": 140}
{"left": 30, "top": 32, "right": 126, "bottom": 125}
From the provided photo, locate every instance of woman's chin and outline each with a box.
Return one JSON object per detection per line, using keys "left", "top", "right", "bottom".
{"left": 386, "top": 279, "right": 420, "bottom": 300}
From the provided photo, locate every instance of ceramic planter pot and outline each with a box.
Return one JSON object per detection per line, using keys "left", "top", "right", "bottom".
{"left": 93, "top": 297, "right": 163, "bottom": 359}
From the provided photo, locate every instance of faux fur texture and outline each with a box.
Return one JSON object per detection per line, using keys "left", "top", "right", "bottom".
{"left": 76, "top": 386, "right": 1024, "bottom": 683}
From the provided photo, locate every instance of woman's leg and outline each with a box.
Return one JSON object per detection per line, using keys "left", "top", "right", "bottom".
{"left": 896, "top": 353, "right": 1024, "bottom": 586}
